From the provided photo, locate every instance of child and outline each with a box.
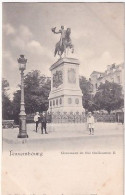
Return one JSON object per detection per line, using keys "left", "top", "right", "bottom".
{"left": 34, "top": 112, "right": 40, "bottom": 132}
{"left": 87, "top": 112, "right": 95, "bottom": 135}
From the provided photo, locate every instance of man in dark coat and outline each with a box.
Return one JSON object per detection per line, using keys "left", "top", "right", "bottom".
{"left": 41, "top": 111, "right": 48, "bottom": 134}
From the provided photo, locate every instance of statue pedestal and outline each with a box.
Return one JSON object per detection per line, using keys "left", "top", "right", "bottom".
{"left": 48, "top": 58, "right": 84, "bottom": 114}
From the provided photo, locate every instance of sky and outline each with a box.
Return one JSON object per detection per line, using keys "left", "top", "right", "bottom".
{"left": 2, "top": 2, "right": 124, "bottom": 98}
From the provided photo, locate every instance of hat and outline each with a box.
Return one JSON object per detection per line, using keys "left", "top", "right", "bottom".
{"left": 36, "top": 112, "right": 39, "bottom": 114}
{"left": 88, "top": 112, "right": 92, "bottom": 114}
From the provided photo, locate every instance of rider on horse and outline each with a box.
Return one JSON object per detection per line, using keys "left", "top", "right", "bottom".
{"left": 51, "top": 26, "right": 74, "bottom": 57}
{"left": 52, "top": 26, "right": 66, "bottom": 47}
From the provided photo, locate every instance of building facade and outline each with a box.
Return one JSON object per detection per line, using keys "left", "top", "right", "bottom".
{"left": 90, "top": 63, "right": 124, "bottom": 95}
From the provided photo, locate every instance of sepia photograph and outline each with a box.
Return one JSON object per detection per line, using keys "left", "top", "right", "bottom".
{"left": 2, "top": 2, "right": 124, "bottom": 195}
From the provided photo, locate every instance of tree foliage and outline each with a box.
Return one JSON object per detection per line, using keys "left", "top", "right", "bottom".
{"left": 79, "top": 76, "right": 94, "bottom": 111}
{"left": 12, "top": 90, "right": 21, "bottom": 124}
{"left": 24, "top": 70, "right": 51, "bottom": 113}
{"left": 94, "top": 81, "right": 124, "bottom": 113}
{"left": 2, "top": 78, "right": 13, "bottom": 119}
{"left": 12, "top": 70, "right": 51, "bottom": 119}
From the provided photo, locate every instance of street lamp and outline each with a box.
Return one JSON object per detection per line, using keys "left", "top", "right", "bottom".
{"left": 17, "top": 55, "right": 28, "bottom": 138}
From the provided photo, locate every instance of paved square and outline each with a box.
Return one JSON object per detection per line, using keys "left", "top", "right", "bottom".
{"left": 2, "top": 122, "right": 123, "bottom": 151}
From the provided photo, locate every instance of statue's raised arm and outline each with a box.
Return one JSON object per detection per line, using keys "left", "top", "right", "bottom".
{"left": 51, "top": 27, "right": 61, "bottom": 34}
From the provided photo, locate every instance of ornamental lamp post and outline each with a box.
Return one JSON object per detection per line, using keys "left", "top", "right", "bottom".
{"left": 17, "top": 55, "right": 28, "bottom": 138}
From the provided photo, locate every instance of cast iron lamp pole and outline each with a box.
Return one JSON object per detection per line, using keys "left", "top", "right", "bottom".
{"left": 17, "top": 55, "right": 28, "bottom": 138}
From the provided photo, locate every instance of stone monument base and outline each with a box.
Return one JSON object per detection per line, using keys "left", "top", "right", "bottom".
{"left": 48, "top": 57, "right": 85, "bottom": 114}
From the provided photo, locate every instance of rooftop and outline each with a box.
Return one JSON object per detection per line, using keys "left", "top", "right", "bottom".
{"left": 90, "top": 71, "right": 104, "bottom": 76}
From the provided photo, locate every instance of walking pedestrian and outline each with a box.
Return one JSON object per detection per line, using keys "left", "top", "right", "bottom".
{"left": 34, "top": 112, "right": 40, "bottom": 132}
{"left": 87, "top": 112, "right": 95, "bottom": 135}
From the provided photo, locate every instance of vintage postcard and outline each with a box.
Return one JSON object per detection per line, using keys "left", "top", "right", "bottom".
{"left": 2, "top": 2, "right": 124, "bottom": 195}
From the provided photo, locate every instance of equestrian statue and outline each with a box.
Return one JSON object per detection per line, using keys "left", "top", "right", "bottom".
{"left": 51, "top": 26, "right": 74, "bottom": 58}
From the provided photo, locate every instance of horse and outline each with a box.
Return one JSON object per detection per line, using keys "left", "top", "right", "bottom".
{"left": 54, "top": 28, "right": 74, "bottom": 57}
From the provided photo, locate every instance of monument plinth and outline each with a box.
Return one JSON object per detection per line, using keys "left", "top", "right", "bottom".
{"left": 48, "top": 57, "right": 84, "bottom": 114}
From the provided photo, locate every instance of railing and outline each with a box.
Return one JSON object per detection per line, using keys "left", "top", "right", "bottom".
{"left": 51, "top": 112, "right": 86, "bottom": 123}
{"left": 26, "top": 112, "right": 124, "bottom": 124}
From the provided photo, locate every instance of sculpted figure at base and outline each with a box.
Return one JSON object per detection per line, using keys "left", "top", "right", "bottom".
{"left": 51, "top": 26, "right": 74, "bottom": 57}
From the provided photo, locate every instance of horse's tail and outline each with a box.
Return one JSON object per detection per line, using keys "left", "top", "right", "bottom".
{"left": 54, "top": 42, "right": 60, "bottom": 56}
{"left": 54, "top": 42, "right": 58, "bottom": 56}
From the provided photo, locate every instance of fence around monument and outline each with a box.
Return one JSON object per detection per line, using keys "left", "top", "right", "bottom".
{"left": 26, "top": 112, "right": 124, "bottom": 123}
{"left": 50, "top": 112, "right": 86, "bottom": 123}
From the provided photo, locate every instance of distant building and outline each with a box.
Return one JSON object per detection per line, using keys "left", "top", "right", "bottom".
{"left": 90, "top": 63, "right": 124, "bottom": 95}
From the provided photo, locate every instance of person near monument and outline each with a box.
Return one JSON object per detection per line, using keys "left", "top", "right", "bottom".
{"left": 40, "top": 111, "right": 48, "bottom": 134}
{"left": 34, "top": 112, "right": 40, "bottom": 132}
{"left": 87, "top": 112, "right": 95, "bottom": 135}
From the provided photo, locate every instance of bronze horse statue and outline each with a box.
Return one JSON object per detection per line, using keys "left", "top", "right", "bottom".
{"left": 54, "top": 28, "right": 74, "bottom": 57}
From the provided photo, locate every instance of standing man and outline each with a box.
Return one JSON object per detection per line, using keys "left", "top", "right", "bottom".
{"left": 87, "top": 112, "right": 95, "bottom": 135}
{"left": 41, "top": 111, "right": 48, "bottom": 134}
{"left": 34, "top": 112, "right": 40, "bottom": 132}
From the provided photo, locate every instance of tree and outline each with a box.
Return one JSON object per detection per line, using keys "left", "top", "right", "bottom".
{"left": 12, "top": 90, "right": 21, "bottom": 124}
{"left": 24, "top": 70, "right": 51, "bottom": 113}
{"left": 2, "top": 78, "right": 13, "bottom": 119}
{"left": 94, "top": 81, "right": 124, "bottom": 114}
{"left": 79, "top": 76, "right": 94, "bottom": 111}
{"left": 12, "top": 70, "right": 51, "bottom": 119}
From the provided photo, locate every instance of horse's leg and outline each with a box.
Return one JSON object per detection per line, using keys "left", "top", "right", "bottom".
{"left": 58, "top": 49, "right": 62, "bottom": 58}
{"left": 54, "top": 47, "right": 57, "bottom": 56}
{"left": 71, "top": 44, "right": 74, "bottom": 53}
{"left": 55, "top": 42, "right": 61, "bottom": 57}
{"left": 64, "top": 44, "right": 66, "bottom": 57}
{"left": 58, "top": 48, "right": 60, "bottom": 56}
{"left": 67, "top": 47, "right": 69, "bottom": 56}
{"left": 61, "top": 50, "right": 63, "bottom": 57}
{"left": 54, "top": 43, "right": 59, "bottom": 56}
{"left": 57, "top": 42, "right": 62, "bottom": 58}
{"left": 59, "top": 53, "right": 62, "bottom": 59}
